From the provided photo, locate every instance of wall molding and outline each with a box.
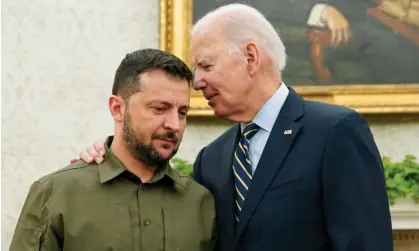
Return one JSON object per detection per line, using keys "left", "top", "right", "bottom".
{"left": 393, "top": 230, "right": 419, "bottom": 241}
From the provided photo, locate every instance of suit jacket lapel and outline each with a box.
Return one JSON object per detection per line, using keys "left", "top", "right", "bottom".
{"left": 219, "top": 124, "right": 240, "bottom": 249}
{"left": 233, "top": 88, "right": 304, "bottom": 247}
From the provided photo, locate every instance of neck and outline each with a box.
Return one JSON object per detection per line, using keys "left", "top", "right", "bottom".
{"left": 110, "top": 135, "right": 157, "bottom": 183}
{"left": 230, "top": 76, "right": 281, "bottom": 123}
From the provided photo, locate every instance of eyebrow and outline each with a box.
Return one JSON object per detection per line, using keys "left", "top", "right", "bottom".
{"left": 148, "top": 100, "right": 190, "bottom": 110}
{"left": 197, "top": 57, "right": 214, "bottom": 65}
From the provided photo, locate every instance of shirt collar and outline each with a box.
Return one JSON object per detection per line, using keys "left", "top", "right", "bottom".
{"left": 98, "top": 136, "right": 188, "bottom": 190}
{"left": 241, "top": 82, "right": 289, "bottom": 133}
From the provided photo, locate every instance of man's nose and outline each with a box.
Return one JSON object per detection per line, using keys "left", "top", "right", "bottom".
{"left": 193, "top": 81, "right": 206, "bottom": 91}
{"left": 164, "top": 112, "right": 181, "bottom": 132}
{"left": 193, "top": 72, "right": 206, "bottom": 90}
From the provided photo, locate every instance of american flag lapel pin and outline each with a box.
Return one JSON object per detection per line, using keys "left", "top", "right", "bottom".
{"left": 284, "top": 129, "right": 292, "bottom": 135}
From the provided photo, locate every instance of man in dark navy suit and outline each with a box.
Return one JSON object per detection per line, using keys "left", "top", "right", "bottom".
{"left": 79, "top": 3, "right": 393, "bottom": 251}
{"left": 188, "top": 3, "right": 392, "bottom": 251}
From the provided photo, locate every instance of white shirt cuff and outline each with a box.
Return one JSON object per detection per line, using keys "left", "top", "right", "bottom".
{"left": 307, "top": 3, "right": 328, "bottom": 28}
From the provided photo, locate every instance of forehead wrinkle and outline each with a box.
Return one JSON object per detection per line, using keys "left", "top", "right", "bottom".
{"left": 146, "top": 99, "right": 190, "bottom": 110}
{"left": 192, "top": 34, "right": 220, "bottom": 59}
{"left": 194, "top": 44, "right": 217, "bottom": 63}
{"left": 197, "top": 56, "right": 215, "bottom": 65}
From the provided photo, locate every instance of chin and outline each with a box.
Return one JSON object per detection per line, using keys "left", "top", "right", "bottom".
{"left": 214, "top": 108, "right": 245, "bottom": 123}
{"left": 157, "top": 147, "right": 175, "bottom": 158}
{"left": 213, "top": 106, "right": 230, "bottom": 119}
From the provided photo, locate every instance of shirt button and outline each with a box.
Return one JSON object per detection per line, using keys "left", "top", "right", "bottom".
{"left": 143, "top": 219, "right": 151, "bottom": 226}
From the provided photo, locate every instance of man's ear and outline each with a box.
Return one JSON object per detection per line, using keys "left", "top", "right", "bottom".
{"left": 108, "top": 95, "right": 125, "bottom": 122}
{"left": 244, "top": 41, "right": 260, "bottom": 76}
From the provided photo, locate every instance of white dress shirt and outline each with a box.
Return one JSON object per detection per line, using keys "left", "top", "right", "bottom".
{"left": 240, "top": 83, "right": 289, "bottom": 174}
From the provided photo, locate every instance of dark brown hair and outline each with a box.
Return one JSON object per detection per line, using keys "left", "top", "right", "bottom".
{"left": 112, "top": 48, "right": 193, "bottom": 99}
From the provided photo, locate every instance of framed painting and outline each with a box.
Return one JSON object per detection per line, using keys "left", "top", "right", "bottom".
{"left": 159, "top": 0, "right": 419, "bottom": 116}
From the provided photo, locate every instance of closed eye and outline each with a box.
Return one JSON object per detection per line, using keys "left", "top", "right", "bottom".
{"left": 202, "top": 65, "right": 212, "bottom": 71}
{"left": 153, "top": 107, "right": 166, "bottom": 113}
{"left": 197, "top": 62, "right": 212, "bottom": 71}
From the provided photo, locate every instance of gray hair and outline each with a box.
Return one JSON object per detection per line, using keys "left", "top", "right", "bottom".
{"left": 191, "top": 3, "right": 287, "bottom": 72}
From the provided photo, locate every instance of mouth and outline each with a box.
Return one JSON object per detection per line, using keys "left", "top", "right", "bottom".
{"left": 205, "top": 94, "right": 218, "bottom": 106}
{"left": 157, "top": 138, "right": 177, "bottom": 146}
{"left": 204, "top": 92, "right": 217, "bottom": 100}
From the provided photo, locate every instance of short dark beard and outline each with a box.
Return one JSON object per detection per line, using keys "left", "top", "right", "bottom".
{"left": 122, "top": 111, "right": 178, "bottom": 167}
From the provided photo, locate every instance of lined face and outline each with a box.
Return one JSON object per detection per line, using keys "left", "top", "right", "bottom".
{"left": 122, "top": 69, "right": 190, "bottom": 165}
{"left": 190, "top": 30, "right": 253, "bottom": 119}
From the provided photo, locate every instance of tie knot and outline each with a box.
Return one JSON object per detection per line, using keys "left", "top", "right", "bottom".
{"left": 242, "top": 123, "right": 260, "bottom": 140}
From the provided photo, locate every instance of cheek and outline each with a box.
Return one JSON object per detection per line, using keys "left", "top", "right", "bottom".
{"left": 130, "top": 119, "right": 161, "bottom": 141}
{"left": 229, "top": 64, "right": 248, "bottom": 81}
{"left": 178, "top": 124, "right": 186, "bottom": 139}
{"left": 218, "top": 73, "right": 242, "bottom": 94}
{"left": 132, "top": 125, "right": 151, "bottom": 143}
{"left": 201, "top": 71, "right": 215, "bottom": 84}
{"left": 207, "top": 65, "right": 246, "bottom": 99}
{"left": 205, "top": 71, "right": 227, "bottom": 90}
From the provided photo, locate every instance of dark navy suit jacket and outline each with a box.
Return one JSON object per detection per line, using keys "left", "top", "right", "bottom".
{"left": 192, "top": 88, "right": 393, "bottom": 251}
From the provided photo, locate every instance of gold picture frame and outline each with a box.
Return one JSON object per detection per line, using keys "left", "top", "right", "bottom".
{"left": 159, "top": 0, "right": 419, "bottom": 116}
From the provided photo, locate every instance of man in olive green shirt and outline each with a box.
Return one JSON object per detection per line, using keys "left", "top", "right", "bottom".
{"left": 10, "top": 48, "right": 216, "bottom": 251}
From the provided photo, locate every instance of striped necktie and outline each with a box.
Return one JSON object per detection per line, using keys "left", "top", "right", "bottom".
{"left": 233, "top": 122, "right": 260, "bottom": 222}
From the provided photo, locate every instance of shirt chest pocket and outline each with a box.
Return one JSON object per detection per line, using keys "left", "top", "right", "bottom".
{"left": 161, "top": 207, "right": 214, "bottom": 251}
{"left": 64, "top": 204, "right": 134, "bottom": 251}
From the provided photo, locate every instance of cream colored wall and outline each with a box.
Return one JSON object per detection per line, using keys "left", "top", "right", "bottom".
{"left": 368, "top": 118, "right": 419, "bottom": 160}
{"left": 2, "top": 0, "right": 418, "bottom": 250}
{"left": 1, "top": 0, "right": 158, "bottom": 248}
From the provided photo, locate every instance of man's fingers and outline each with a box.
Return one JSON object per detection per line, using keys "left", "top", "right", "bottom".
{"left": 94, "top": 142, "right": 106, "bottom": 156}
{"left": 336, "top": 28, "right": 344, "bottom": 47}
{"left": 78, "top": 141, "right": 106, "bottom": 164}
{"left": 335, "top": 23, "right": 351, "bottom": 46}
{"left": 343, "top": 26, "right": 351, "bottom": 44}
{"left": 95, "top": 157, "right": 104, "bottom": 164}
{"left": 329, "top": 24, "right": 337, "bottom": 47}
{"left": 330, "top": 24, "right": 350, "bottom": 47}
{"left": 86, "top": 146, "right": 99, "bottom": 156}
{"left": 80, "top": 151, "right": 94, "bottom": 163}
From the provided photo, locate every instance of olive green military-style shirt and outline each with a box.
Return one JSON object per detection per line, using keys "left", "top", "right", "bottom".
{"left": 10, "top": 136, "right": 216, "bottom": 251}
